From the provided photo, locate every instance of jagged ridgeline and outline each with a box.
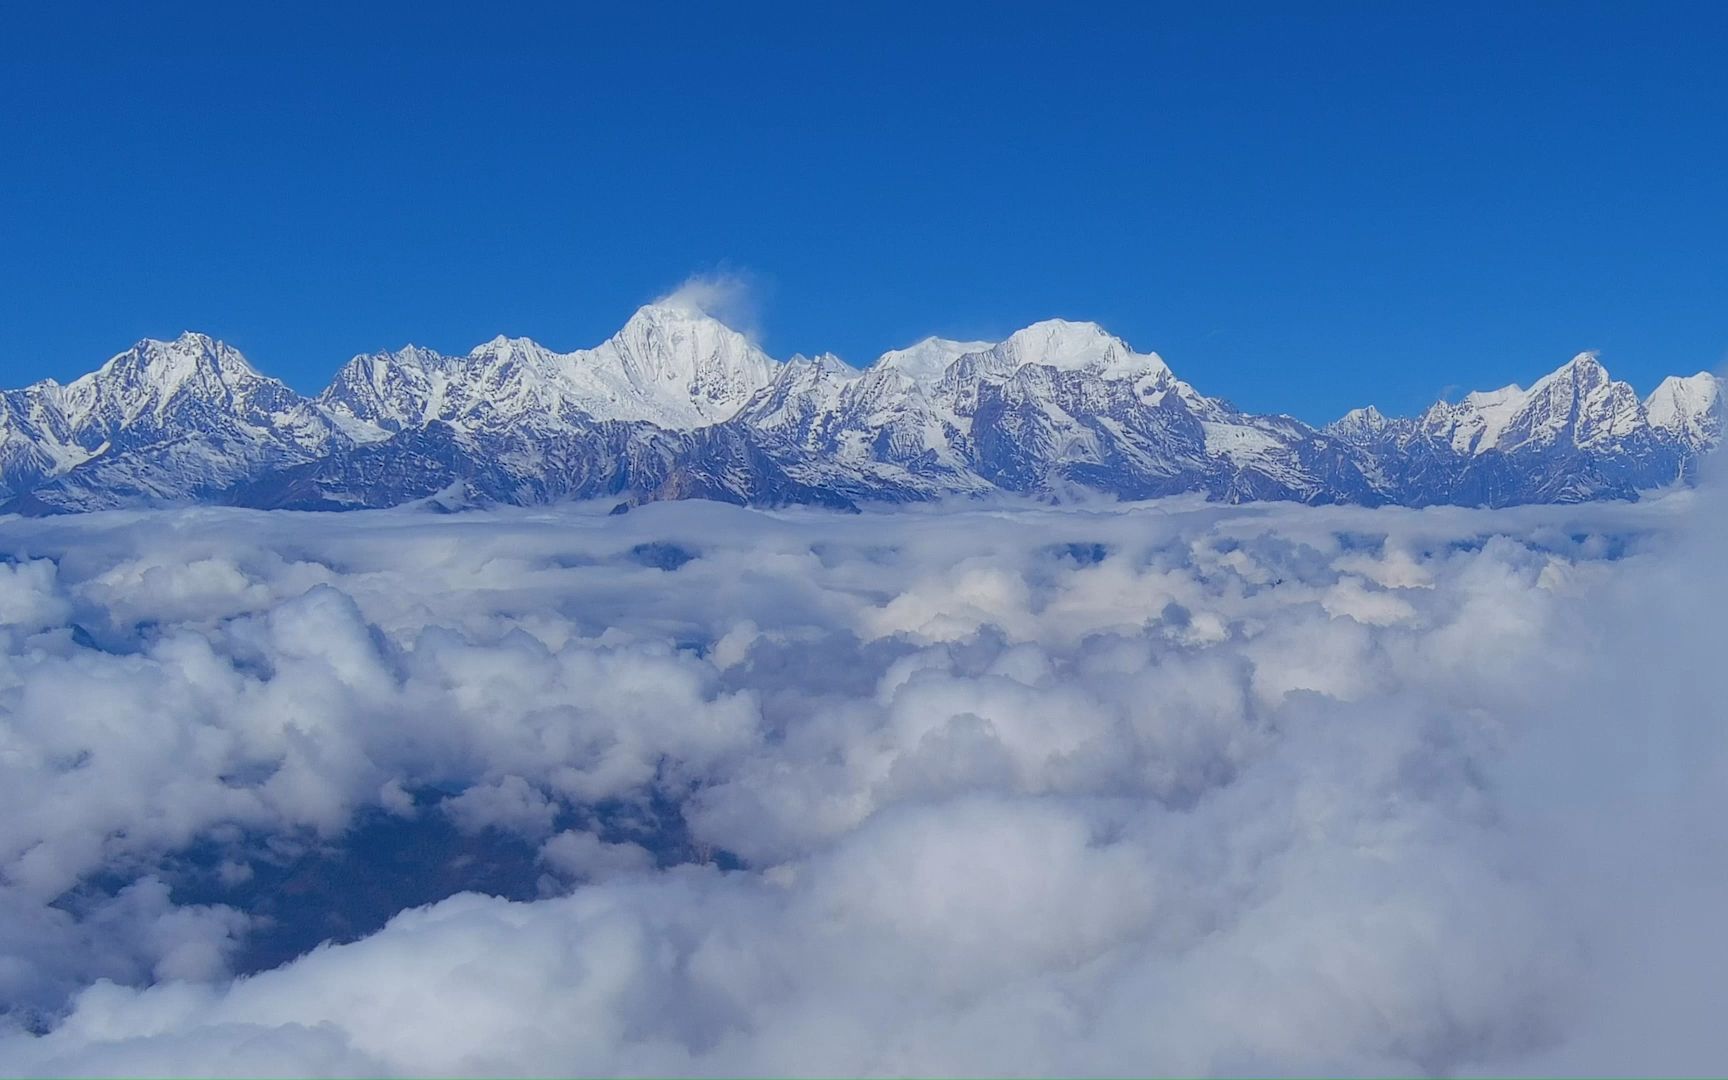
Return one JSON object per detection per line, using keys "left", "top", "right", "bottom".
{"left": 1, "top": 305, "right": 1720, "bottom": 514}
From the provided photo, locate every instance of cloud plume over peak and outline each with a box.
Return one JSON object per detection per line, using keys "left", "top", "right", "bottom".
{"left": 652, "top": 270, "right": 765, "bottom": 340}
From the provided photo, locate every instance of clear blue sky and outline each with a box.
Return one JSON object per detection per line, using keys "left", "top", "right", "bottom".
{"left": 2, "top": 1, "right": 1725, "bottom": 421}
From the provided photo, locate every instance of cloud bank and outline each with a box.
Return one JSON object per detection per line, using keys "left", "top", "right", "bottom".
{"left": 0, "top": 488, "right": 1720, "bottom": 1076}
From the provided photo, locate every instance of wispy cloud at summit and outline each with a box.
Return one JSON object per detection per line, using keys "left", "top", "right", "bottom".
{"left": 653, "top": 270, "right": 766, "bottom": 342}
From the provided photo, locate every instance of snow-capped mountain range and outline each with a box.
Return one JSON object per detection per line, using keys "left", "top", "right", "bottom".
{"left": 2, "top": 304, "right": 1720, "bottom": 514}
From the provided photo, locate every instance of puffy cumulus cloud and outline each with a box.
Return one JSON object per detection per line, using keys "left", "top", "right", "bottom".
{"left": 0, "top": 559, "right": 73, "bottom": 638}
{"left": 0, "top": 489, "right": 1718, "bottom": 1075}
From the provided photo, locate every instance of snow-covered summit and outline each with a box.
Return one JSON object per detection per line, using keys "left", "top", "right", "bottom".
{"left": 56, "top": 332, "right": 277, "bottom": 427}
{"left": 873, "top": 337, "right": 996, "bottom": 388}
{"left": 987, "top": 319, "right": 1171, "bottom": 381}
{"left": 1514, "top": 351, "right": 1644, "bottom": 450}
{"left": 1326, "top": 405, "right": 1393, "bottom": 443}
{"left": 600, "top": 303, "right": 777, "bottom": 412}
{"left": 318, "top": 345, "right": 466, "bottom": 438}
{"left": 1415, "top": 352, "right": 1648, "bottom": 455}
{"left": 870, "top": 322, "right": 1168, "bottom": 393}
{"left": 1423, "top": 383, "right": 1528, "bottom": 454}
{"left": 0, "top": 332, "right": 341, "bottom": 508}
{"left": 1645, "top": 371, "right": 1723, "bottom": 448}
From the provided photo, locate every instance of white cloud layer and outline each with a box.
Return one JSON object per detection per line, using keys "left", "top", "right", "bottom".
{"left": 0, "top": 487, "right": 1720, "bottom": 1076}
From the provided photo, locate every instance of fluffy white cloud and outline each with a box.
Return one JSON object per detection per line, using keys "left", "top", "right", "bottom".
{"left": 0, "top": 488, "right": 1718, "bottom": 1075}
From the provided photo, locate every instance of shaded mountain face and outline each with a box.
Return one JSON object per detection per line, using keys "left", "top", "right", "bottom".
{"left": 1323, "top": 351, "right": 1721, "bottom": 506}
{"left": 1, "top": 317, "right": 1719, "bottom": 515}
{"left": 0, "top": 333, "right": 343, "bottom": 511}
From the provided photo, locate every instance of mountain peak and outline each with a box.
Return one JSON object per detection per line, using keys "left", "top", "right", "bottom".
{"left": 874, "top": 336, "right": 996, "bottom": 388}
{"left": 166, "top": 329, "right": 218, "bottom": 350}
{"left": 25, "top": 332, "right": 308, "bottom": 450}
{"left": 626, "top": 299, "right": 729, "bottom": 324}
{"left": 1645, "top": 372, "right": 1723, "bottom": 446}
{"left": 356, "top": 344, "right": 452, "bottom": 368}
{"left": 1326, "top": 405, "right": 1391, "bottom": 443}
{"left": 1522, "top": 350, "right": 1621, "bottom": 410}
{"left": 601, "top": 304, "right": 776, "bottom": 410}
{"left": 470, "top": 334, "right": 549, "bottom": 357}
{"left": 1008, "top": 317, "right": 1114, "bottom": 346}
{"left": 995, "top": 319, "right": 1169, "bottom": 380}
{"left": 328, "top": 344, "right": 458, "bottom": 383}
{"left": 392, "top": 343, "right": 453, "bottom": 365}
{"left": 1459, "top": 383, "right": 1525, "bottom": 409}
{"left": 1424, "top": 382, "right": 1529, "bottom": 454}
{"left": 788, "top": 352, "right": 855, "bottom": 377}
{"left": 1420, "top": 352, "right": 1647, "bottom": 456}
{"left": 1540, "top": 350, "right": 1610, "bottom": 390}
{"left": 92, "top": 332, "right": 262, "bottom": 388}
{"left": 612, "top": 302, "right": 756, "bottom": 351}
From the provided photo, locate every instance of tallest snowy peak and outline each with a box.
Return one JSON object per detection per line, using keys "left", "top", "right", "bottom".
{"left": 1538, "top": 350, "right": 1610, "bottom": 390}
{"left": 600, "top": 304, "right": 776, "bottom": 403}
{"left": 322, "top": 306, "right": 780, "bottom": 434}
{"left": 162, "top": 330, "right": 219, "bottom": 352}
{"left": 621, "top": 299, "right": 736, "bottom": 329}
{"left": 438, "top": 304, "right": 780, "bottom": 431}
{"left": 613, "top": 301, "right": 754, "bottom": 344}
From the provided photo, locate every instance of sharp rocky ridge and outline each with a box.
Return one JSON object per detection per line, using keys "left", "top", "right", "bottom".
{"left": 2, "top": 307, "right": 1720, "bottom": 514}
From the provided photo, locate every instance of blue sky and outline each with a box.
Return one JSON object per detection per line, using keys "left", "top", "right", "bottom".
{"left": 2, "top": 1, "right": 1724, "bottom": 421}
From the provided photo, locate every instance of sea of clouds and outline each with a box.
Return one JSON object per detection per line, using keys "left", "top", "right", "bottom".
{"left": 0, "top": 481, "right": 1722, "bottom": 1076}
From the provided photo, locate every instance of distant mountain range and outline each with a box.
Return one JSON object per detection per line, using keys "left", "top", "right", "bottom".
{"left": 2, "top": 304, "right": 1719, "bottom": 514}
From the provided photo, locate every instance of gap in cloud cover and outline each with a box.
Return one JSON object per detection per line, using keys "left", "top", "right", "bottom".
{"left": 119, "top": 783, "right": 734, "bottom": 981}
